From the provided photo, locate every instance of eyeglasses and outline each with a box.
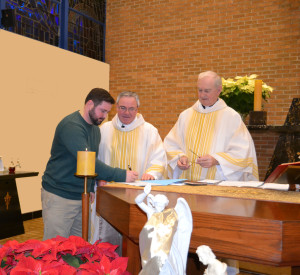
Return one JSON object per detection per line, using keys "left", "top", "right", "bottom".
{"left": 118, "top": 106, "right": 137, "bottom": 113}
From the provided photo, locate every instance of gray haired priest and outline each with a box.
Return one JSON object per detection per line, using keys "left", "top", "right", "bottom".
{"left": 164, "top": 71, "right": 259, "bottom": 182}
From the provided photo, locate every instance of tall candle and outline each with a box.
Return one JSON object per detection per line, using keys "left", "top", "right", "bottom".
{"left": 76, "top": 150, "right": 96, "bottom": 176}
{"left": 254, "top": 79, "right": 262, "bottom": 111}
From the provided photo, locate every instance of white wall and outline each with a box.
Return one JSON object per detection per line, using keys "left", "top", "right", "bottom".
{"left": 0, "top": 30, "right": 109, "bottom": 213}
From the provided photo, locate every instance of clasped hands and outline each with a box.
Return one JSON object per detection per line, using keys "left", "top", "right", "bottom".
{"left": 177, "top": 154, "right": 218, "bottom": 170}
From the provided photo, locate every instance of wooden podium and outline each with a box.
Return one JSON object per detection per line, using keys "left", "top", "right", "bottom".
{"left": 0, "top": 171, "right": 39, "bottom": 239}
{"left": 96, "top": 185, "right": 300, "bottom": 275}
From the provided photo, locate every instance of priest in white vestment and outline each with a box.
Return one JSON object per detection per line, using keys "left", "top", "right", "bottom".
{"left": 164, "top": 71, "right": 259, "bottom": 182}
{"left": 90, "top": 91, "right": 167, "bottom": 248}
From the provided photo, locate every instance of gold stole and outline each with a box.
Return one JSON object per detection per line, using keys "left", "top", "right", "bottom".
{"left": 181, "top": 110, "right": 219, "bottom": 181}
{"left": 110, "top": 128, "right": 140, "bottom": 170}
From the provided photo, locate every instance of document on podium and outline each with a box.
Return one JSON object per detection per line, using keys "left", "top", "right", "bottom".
{"left": 218, "top": 181, "right": 264, "bottom": 188}
{"left": 218, "top": 181, "right": 290, "bottom": 190}
{"left": 120, "top": 179, "right": 187, "bottom": 187}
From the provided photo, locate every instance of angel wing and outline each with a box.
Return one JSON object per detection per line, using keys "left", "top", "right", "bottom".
{"left": 160, "top": 198, "right": 193, "bottom": 275}
{"left": 174, "top": 198, "right": 193, "bottom": 264}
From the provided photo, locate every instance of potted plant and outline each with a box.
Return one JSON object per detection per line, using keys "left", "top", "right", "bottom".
{"left": 0, "top": 235, "right": 130, "bottom": 274}
{"left": 220, "top": 74, "right": 273, "bottom": 120}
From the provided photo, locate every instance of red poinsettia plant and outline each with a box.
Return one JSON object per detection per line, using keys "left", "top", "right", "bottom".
{"left": 0, "top": 235, "right": 130, "bottom": 275}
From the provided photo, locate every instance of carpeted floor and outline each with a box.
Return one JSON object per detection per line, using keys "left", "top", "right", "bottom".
{"left": 0, "top": 217, "right": 43, "bottom": 245}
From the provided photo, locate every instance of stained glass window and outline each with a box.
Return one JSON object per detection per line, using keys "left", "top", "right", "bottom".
{"left": 5, "top": 0, "right": 60, "bottom": 46}
{"left": 2, "top": 0, "right": 106, "bottom": 61}
{"left": 68, "top": 0, "right": 105, "bottom": 61}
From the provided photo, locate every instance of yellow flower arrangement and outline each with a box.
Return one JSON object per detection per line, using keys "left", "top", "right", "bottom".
{"left": 220, "top": 74, "right": 273, "bottom": 117}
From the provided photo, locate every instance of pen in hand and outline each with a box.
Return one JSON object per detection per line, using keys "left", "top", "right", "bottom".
{"left": 189, "top": 148, "right": 200, "bottom": 158}
{"left": 128, "top": 165, "right": 132, "bottom": 171}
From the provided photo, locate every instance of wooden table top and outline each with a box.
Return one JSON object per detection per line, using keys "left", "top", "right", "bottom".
{"left": 97, "top": 184, "right": 300, "bottom": 267}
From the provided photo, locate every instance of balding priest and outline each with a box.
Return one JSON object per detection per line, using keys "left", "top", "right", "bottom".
{"left": 91, "top": 90, "right": 167, "bottom": 248}
{"left": 164, "top": 71, "right": 259, "bottom": 182}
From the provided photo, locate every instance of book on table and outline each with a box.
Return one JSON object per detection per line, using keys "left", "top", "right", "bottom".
{"left": 264, "top": 161, "right": 300, "bottom": 185}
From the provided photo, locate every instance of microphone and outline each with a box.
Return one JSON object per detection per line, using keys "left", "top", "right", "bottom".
{"left": 121, "top": 124, "right": 125, "bottom": 128}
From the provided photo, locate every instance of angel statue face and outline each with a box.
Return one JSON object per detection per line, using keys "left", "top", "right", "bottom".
{"left": 196, "top": 245, "right": 216, "bottom": 265}
{"left": 151, "top": 194, "right": 169, "bottom": 213}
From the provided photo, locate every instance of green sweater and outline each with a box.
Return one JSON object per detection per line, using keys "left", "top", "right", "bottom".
{"left": 42, "top": 111, "right": 126, "bottom": 200}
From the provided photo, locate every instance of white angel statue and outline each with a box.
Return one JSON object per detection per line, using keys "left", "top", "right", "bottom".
{"left": 135, "top": 183, "right": 193, "bottom": 275}
{"left": 196, "top": 245, "right": 228, "bottom": 275}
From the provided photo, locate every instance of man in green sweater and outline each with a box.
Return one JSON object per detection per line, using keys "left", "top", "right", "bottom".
{"left": 42, "top": 88, "right": 138, "bottom": 240}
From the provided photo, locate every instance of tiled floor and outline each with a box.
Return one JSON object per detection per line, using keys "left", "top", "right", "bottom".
{"left": 0, "top": 217, "right": 43, "bottom": 245}
{"left": 0, "top": 218, "right": 293, "bottom": 275}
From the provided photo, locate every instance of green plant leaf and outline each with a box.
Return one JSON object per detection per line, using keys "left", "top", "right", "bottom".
{"left": 62, "top": 253, "right": 83, "bottom": 268}
{"left": 1, "top": 259, "right": 7, "bottom": 268}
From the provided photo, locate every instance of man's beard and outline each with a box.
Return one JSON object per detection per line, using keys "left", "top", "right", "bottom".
{"left": 89, "top": 107, "right": 103, "bottom": 126}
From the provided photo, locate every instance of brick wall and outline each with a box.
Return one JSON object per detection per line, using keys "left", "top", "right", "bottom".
{"left": 105, "top": 0, "right": 300, "bottom": 177}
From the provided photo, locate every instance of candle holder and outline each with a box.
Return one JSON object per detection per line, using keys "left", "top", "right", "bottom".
{"left": 249, "top": 111, "right": 267, "bottom": 125}
{"left": 74, "top": 173, "right": 97, "bottom": 241}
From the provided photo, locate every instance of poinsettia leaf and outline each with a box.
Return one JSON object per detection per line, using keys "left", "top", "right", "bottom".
{"left": 13, "top": 256, "right": 42, "bottom": 272}
{"left": 61, "top": 253, "right": 82, "bottom": 268}
{"left": 0, "top": 247, "right": 10, "bottom": 263}
{"left": 110, "top": 269, "right": 125, "bottom": 275}
{"left": 68, "top": 236, "right": 89, "bottom": 249}
{"left": 110, "top": 269, "right": 131, "bottom": 275}
{"left": 41, "top": 252, "right": 58, "bottom": 262}
{"left": 41, "top": 269, "right": 59, "bottom": 275}
{"left": 10, "top": 267, "right": 34, "bottom": 274}
{"left": 57, "top": 241, "right": 77, "bottom": 255}
{"left": 51, "top": 235, "right": 68, "bottom": 242}
{"left": 5, "top": 255, "right": 17, "bottom": 267}
{"left": 93, "top": 242, "right": 119, "bottom": 260}
{"left": 15, "top": 239, "right": 42, "bottom": 254}
{"left": 83, "top": 252, "right": 100, "bottom": 263}
{"left": 99, "top": 254, "right": 111, "bottom": 274}
{"left": 75, "top": 246, "right": 94, "bottom": 256}
{"left": 43, "top": 263, "right": 77, "bottom": 275}
{"left": 57, "top": 264, "right": 78, "bottom": 274}
{"left": 78, "top": 268, "right": 101, "bottom": 275}
{"left": 42, "top": 260, "right": 64, "bottom": 270}
{"left": 110, "top": 257, "right": 128, "bottom": 273}
{"left": 3, "top": 240, "right": 20, "bottom": 250}
{"left": 31, "top": 239, "right": 57, "bottom": 258}
{"left": 79, "top": 261, "right": 105, "bottom": 274}
{"left": 0, "top": 267, "right": 7, "bottom": 275}
{"left": 14, "top": 254, "right": 27, "bottom": 262}
{"left": 96, "top": 242, "right": 118, "bottom": 251}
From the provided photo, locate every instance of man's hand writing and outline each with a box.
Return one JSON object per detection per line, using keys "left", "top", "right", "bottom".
{"left": 126, "top": 170, "right": 138, "bottom": 182}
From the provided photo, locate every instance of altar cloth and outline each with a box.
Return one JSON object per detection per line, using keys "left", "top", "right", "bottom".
{"left": 107, "top": 182, "right": 300, "bottom": 204}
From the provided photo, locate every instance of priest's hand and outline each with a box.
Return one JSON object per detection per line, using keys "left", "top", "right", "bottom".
{"left": 90, "top": 192, "right": 95, "bottom": 203}
{"left": 177, "top": 156, "right": 191, "bottom": 170}
{"left": 141, "top": 173, "right": 155, "bottom": 181}
{"left": 126, "top": 170, "right": 139, "bottom": 182}
{"left": 196, "top": 155, "right": 219, "bottom": 168}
